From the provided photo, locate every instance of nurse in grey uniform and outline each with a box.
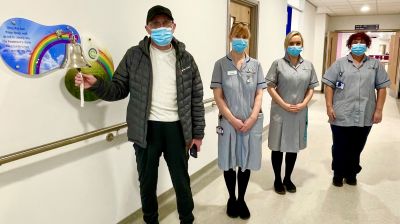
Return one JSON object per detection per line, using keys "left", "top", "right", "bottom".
{"left": 322, "top": 32, "right": 390, "bottom": 187}
{"left": 211, "top": 23, "right": 266, "bottom": 220}
{"left": 265, "top": 31, "right": 319, "bottom": 195}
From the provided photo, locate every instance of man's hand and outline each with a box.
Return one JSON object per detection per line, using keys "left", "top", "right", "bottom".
{"left": 190, "top": 139, "right": 203, "bottom": 152}
{"left": 75, "top": 73, "right": 97, "bottom": 89}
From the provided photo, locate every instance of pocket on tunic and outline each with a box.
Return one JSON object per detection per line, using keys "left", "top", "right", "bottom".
{"left": 217, "top": 117, "right": 231, "bottom": 150}
{"left": 268, "top": 119, "right": 282, "bottom": 150}
{"left": 250, "top": 113, "right": 264, "bottom": 134}
{"left": 217, "top": 116, "right": 235, "bottom": 169}
{"left": 249, "top": 113, "right": 264, "bottom": 150}
{"left": 333, "top": 99, "right": 348, "bottom": 121}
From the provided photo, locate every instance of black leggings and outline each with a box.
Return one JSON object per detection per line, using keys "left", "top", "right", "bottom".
{"left": 223, "top": 168, "right": 251, "bottom": 201}
{"left": 271, "top": 151, "right": 297, "bottom": 182}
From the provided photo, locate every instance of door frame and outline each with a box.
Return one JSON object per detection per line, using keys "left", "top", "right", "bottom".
{"left": 227, "top": 0, "right": 259, "bottom": 58}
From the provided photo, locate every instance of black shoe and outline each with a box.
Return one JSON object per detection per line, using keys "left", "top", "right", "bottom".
{"left": 274, "top": 180, "right": 286, "bottom": 195}
{"left": 237, "top": 199, "right": 250, "bottom": 220}
{"left": 332, "top": 176, "right": 343, "bottom": 187}
{"left": 283, "top": 179, "right": 296, "bottom": 193}
{"left": 345, "top": 177, "right": 357, "bottom": 185}
{"left": 226, "top": 197, "right": 238, "bottom": 218}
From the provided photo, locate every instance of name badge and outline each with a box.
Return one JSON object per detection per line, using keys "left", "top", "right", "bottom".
{"left": 245, "top": 68, "right": 256, "bottom": 74}
{"left": 227, "top": 70, "right": 237, "bottom": 76}
{"left": 336, "top": 81, "right": 345, "bottom": 89}
{"left": 216, "top": 126, "right": 224, "bottom": 135}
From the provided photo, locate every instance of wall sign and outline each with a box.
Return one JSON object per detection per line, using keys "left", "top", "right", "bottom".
{"left": 0, "top": 18, "right": 80, "bottom": 75}
{"left": 355, "top": 24, "right": 379, "bottom": 30}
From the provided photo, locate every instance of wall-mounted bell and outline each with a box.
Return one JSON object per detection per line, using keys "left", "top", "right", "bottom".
{"left": 61, "top": 34, "right": 91, "bottom": 108}
{"left": 61, "top": 35, "right": 91, "bottom": 69}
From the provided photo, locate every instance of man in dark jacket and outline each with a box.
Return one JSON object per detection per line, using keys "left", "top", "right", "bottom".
{"left": 75, "top": 5, "right": 205, "bottom": 224}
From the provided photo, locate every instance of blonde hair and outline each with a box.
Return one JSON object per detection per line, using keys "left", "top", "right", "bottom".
{"left": 229, "top": 23, "right": 251, "bottom": 39}
{"left": 284, "top": 31, "right": 304, "bottom": 49}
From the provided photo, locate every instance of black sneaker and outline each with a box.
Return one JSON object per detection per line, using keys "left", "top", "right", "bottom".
{"left": 345, "top": 177, "right": 357, "bottom": 185}
{"left": 332, "top": 176, "right": 343, "bottom": 187}
{"left": 237, "top": 199, "right": 250, "bottom": 220}
{"left": 283, "top": 179, "right": 297, "bottom": 193}
{"left": 226, "top": 197, "right": 238, "bottom": 218}
{"left": 274, "top": 180, "right": 286, "bottom": 195}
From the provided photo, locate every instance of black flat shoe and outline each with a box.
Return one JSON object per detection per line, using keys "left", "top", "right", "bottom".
{"left": 283, "top": 179, "right": 296, "bottom": 193}
{"left": 226, "top": 197, "right": 238, "bottom": 218}
{"left": 237, "top": 199, "right": 250, "bottom": 220}
{"left": 332, "top": 176, "right": 343, "bottom": 187}
{"left": 274, "top": 180, "right": 286, "bottom": 195}
{"left": 345, "top": 177, "right": 357, "bottom": 185}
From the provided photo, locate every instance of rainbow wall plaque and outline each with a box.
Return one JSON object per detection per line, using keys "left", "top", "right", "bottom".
{"left": 0, "top": 18, "right": 80, "bottom": 75}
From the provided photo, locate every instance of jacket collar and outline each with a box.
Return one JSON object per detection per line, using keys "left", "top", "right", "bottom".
{"left": 139, "top": 36, "right": 186, "bottom": 59}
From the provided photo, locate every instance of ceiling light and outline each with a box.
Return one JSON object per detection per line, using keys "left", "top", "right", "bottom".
{"left": 360, "top": 5, "right": 370, "bottom": 12}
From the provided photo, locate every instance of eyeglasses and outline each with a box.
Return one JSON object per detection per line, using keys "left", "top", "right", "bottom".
{"left": 148, "top": 20, "right": 174, "bottom": 29}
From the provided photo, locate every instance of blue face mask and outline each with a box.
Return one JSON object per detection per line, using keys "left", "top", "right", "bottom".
{"left": 287, "top": 46, "right": 303, "bottom": 57}
{"left": 351, "top": 43, "right": 367, "bottom": 56}
{"left": 232, "top": 38, "right": 248, "bottom": 53}
{"left": 151, "top": 27, "right": 173, "bottom": 46}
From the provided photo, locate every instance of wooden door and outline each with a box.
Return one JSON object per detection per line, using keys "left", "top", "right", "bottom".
{"left": 230, "top": 1, "right": 253, "bottom": 57}
{"left": 325, "top": 32, "right": 339, "bottom": 71}
{"left": 388, "top": 32, "right": 400, "bottom": 98}
{"left": 321, "top": 32, "right": 339, "bottom": 92}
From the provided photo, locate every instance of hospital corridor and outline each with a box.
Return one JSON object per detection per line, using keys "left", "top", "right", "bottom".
{"left": 130, "top": 93, "right": 400, "bottom": 224}
{"left": 1, "top": 0, "right": 400, "bottom": 224}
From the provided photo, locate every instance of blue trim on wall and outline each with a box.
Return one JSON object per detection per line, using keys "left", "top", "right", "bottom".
{"left": 286, "top": 6, "right": 292, "bottom": 35}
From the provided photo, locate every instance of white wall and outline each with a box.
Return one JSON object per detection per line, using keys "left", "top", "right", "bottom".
{"left": 299, "top": 1, "right": 316, "bottom": 63}
{"left": 258, "top": 0, "right": 287, "bottom": 124}
{"left": 313, "top": 14, "right": 328, "bottom": 88}
{"left": 0, "top": 0, "right": 314, "bottom": 223}
{"left": 328, "top": 14, "right": 400, "bottom": 31}
{"left": 288, "top": 1, "right": 322, "bottom": 88}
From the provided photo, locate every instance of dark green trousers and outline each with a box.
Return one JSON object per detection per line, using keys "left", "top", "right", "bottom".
{"left": 134, "top": 121, "right": 194, "bottom": 224}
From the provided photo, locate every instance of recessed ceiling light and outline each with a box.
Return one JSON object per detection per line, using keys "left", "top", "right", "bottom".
{"left": 361, "top": 5, "right": 370, "bottom": 12}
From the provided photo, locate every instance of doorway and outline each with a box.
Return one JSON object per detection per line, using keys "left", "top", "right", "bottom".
{"left": 228, "top": 0, "right": 259, "bottom": 58}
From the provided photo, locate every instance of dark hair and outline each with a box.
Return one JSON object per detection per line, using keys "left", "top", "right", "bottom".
{"left": 346, "top": 32, "right": 371, "bottom": 49}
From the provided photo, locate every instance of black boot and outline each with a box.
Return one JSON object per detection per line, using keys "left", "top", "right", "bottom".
{"left": 237, "top": 199, "right": 250, "bottom": 219}
{"left": 345, "top": 176, "right": 357, "bottom": 185}
{"left": 332, "top": 176, "right": 343, "bottom": 187}
{"left": 237, "top": 168, "right": 251, "bottom": 219}
{"left": 283, "top": 178, "right": 296, "bottom": 193}
{"left": 283, "top": 153, "right": 297, "bottom": 193}
{"left": 226, "top": 197, "right": 238, "bottom": 218}
{"left": 274, "top": 179, "right": 285, "bottom": 195}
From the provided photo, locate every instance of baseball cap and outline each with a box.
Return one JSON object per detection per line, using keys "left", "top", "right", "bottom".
{"left": 146, "top": 5, "right": 174, "bottom": 24}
